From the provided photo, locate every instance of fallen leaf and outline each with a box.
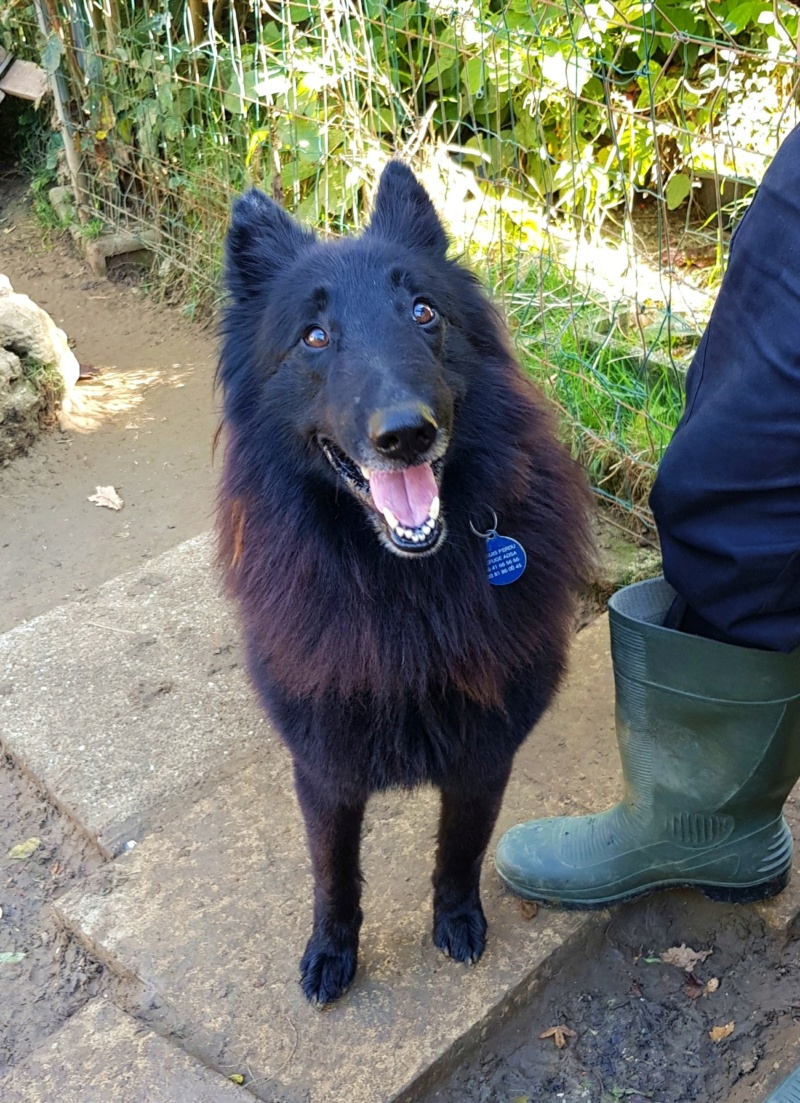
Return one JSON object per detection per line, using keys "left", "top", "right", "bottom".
{"left": 8, "top": 837, "right": 41, "bottom": 860}
{"left": 88, "top": 485, "right": 124, "bottom": 510}
{"left": 229, "top": 1074, "right": 245, "bottom": 1085}
{"left": 0, "top": 952, "right": 26, "bottom": 965}
{"left": 704, "top": 977, "right": 720, "bottom": 995}
{"left": 540, "top": 1024, "right": 577, "bottom": 1049}
{"left": 709, "top": 1021, "right": 735, "bottom": 1043}
{"left": 519, "top": 900, "right": 539, "bottom": 920}
{"left": 660, "top": 943, "right": 713, "bottom": 971}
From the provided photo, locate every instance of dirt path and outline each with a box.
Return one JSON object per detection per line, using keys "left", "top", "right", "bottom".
{"left": 2, "top": 171, "right": 800, "bottom": 1101}
{"left": 0, "top": 174, "right": 218, "bottom": 633}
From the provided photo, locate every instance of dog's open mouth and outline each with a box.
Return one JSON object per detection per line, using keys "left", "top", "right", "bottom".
{"left": 319, "top": 439, "right": 444, "bottom": 555}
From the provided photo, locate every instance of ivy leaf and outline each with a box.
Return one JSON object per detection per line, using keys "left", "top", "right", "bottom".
{"left": 665, "top": 173, "right": 692, "bottom": 210}
{"left": 41, "top": 33, "right": 63, "bottom": 76}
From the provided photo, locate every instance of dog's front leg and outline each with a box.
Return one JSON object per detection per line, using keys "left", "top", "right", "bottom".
{"left": 294, "top": 766, "right": 366, "bottom": 1005}
{"left": 432, "top": 771, "right": 511, "bottom": 964}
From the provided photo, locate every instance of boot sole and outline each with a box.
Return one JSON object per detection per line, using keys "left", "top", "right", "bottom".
{"left": 500, "top": 866, "right": 791, "bottom": 911}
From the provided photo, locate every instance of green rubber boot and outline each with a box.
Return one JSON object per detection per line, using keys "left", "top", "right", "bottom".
{"left": 764, "top": 1068, "right": 800, "bottom": 1102}
{"left": 495, "top": 577, "right": 800, "bottom": 909}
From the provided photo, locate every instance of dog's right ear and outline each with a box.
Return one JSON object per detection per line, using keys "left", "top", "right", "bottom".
{"left": 224, "top": 189, "right": 314, "bottom": 301}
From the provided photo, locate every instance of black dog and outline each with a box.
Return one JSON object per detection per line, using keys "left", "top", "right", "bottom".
{"left": 217, "top": 162, "right": 591, "bottom": 1005}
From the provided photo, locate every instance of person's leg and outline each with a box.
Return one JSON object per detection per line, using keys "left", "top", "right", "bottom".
{"left": 652, "top": 123, "right": 800, "bottom": 653}
{"left": 495, "top": 577, "right": 800, "bottom": 907}
{"left": 494, "top": 125, "right": 800, "bottom": 909}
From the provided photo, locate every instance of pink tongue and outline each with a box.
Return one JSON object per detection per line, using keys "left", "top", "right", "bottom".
{"left": 369, "top": 464, "right": 437, "bottom": 528}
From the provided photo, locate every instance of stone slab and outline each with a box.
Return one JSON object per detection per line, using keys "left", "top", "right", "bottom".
{"left": 0, "top": 533, "right": 266, "bottom": 857}
{"left": 55, "top": 619, "right": 617, "bottom": 1103}
{"left": 0, "top": 58, "right": 47, "bottom": 103}
{"left": 0, "top": 998, "right": 251, "bottom": 1103}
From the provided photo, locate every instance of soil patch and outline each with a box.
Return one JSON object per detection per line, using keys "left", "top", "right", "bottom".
{"left": 422, "top": 891, "right": 800, "bottom": 1103}
{"left": 0, "top": 752, "right": 105, "bottom": 1075}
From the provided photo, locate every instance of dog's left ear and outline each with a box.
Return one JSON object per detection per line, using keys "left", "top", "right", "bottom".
{"left": 366, "top": 161, "right": 448, "bottom": 256}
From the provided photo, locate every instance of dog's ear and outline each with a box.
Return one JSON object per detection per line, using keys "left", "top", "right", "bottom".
{"left": 224, "top": 189, "right": 314, "bottom": 300}
{"left": 366, "top": 161, "right": 448, "bottom": 256}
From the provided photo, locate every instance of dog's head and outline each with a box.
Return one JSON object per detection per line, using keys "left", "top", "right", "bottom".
{"left": 221, "top": 162, "right": 487, "bottom": 558}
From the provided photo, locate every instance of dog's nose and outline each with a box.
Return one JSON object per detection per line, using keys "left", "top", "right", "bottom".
{"left": 370, "top": 404, "right": 438, "bottom": 463}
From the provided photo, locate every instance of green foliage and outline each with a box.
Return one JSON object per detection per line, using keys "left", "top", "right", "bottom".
{"left": 52, "top": 0, "right": 798, "bottom": 246}
{"left": 3, "top": 0, "right": 797, "bottom": 518}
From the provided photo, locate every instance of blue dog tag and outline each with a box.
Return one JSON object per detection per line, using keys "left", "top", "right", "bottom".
{"left": 486, "top": 533, "right": 527, "bottom": 586}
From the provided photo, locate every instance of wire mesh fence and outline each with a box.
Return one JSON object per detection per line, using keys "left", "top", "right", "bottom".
{"left": 3, "top": 0, "right": 799, "bottom": 528}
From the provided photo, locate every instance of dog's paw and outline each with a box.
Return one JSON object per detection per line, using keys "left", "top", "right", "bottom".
{"left": 433, "top": 902, "right": 488, "bottom": 964}
{"left": 300, "top": 936, "right": 358, "bottom": 1006}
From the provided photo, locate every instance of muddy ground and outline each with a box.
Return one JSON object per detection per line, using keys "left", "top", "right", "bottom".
{"left": 423, "top": 893, "right": 800, "bottom": 1103}
{"left": 1, "top": 170, "right": 799, "bottom": 1101}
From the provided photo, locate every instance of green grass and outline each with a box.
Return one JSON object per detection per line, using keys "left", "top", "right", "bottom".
{"left": 487, "top": 253, "right": 691, "bottom": 516}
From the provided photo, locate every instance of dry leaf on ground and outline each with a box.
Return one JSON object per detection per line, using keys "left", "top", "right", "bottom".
{"left": 539, "top": 1025, "right": 577, "bottom": 1049}
{"left": 88, "top": 485, "right": 124, "bottom": 510}
{"left": 7, "top": 837, "right": 41, "bottom": 861}
{"left": 709, "top": 1022, "right": 735, "bottom": 1043}
{"left": 519, "top": 900, "right": 539, "bottom": 920}
{"left": 685, "top": 976, "right": 720, "bottom": 1000}
{"left": 660, "top": 943, "right": 713, "bottom": 971}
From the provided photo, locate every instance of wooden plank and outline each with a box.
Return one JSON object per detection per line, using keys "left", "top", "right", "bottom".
{"left": 0, "top": 59, "right": 48, "bottom": 103}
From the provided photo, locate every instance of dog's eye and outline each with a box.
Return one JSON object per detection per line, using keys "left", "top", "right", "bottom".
{"left": 412, "top": 300, "right": 437, "bottom": 326}
{"left": 303, "top": 326, "right": 329, "bottom": 349}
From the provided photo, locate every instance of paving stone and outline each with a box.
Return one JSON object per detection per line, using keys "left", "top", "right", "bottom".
{"left": 0, "top": 998, "right": 251, "bottom": 1103}
{"left": 55, "top": 620, "right": 617, "bottom": 1103}
{"left": 0, "top": 534, "right": 265, "bottom": 856}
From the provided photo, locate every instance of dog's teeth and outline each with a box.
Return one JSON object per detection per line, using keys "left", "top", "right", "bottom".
{"left": 399, "top": 527, "right": 412, "bottom": 539}
{"left": 382, "top": 508, "right": 399, "bottom": 530}
{"left": 411, "top": 532, "right": 423, "bottom": 543}
{"left": 429, "top": 496, "right": 440, "bottom": 521}
{"left": 360, "top": 465, "right": 371, "bottom": 480}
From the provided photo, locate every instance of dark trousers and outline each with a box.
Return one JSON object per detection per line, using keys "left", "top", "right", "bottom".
{"left": 650, "top": 124, "right": 800, "bottom": 653}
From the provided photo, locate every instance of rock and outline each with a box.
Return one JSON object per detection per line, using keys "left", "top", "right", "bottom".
{"left": 0, "top": 276, "right": 80, "bottom": 391}
{"left": 0, "top": 276, "right": 81, "bottom": 460}
{"left": 0, "top": 348, "right": 44, "bottom": 462}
